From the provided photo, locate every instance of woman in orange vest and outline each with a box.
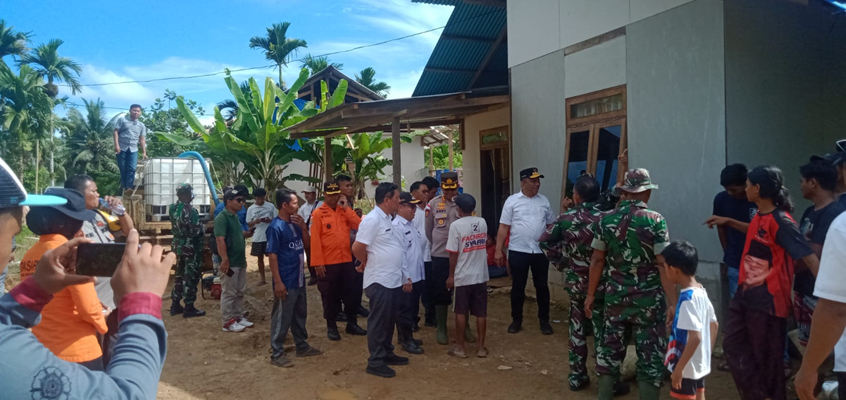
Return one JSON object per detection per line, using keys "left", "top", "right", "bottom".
{"left": 20, "top": 188, "right": 107, "bottom": 371}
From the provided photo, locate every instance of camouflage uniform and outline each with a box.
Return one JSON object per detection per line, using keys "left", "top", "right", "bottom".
{"left": 540, "top": 202, "right": 607, "bottom": 387}
{"left": 591, "top": 169, "right": 669, "bottom": 390}
{"left": 170, "top": 187, "right": 205, "bottom": 306}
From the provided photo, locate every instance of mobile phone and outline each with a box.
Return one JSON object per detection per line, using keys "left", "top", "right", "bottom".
{"left": 77, "top": 243, "right": 126, "bottom": 277}
{"left": 226, "top": 268, "right": 235, "bottom": 277}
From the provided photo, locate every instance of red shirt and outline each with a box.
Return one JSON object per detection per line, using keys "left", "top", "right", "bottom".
{"left": 737, "top": 210, "right": 812, "bottom": 318}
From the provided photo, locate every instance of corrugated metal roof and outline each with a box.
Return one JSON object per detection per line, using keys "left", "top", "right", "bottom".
{"left": 412, "top": 1, "right": 508, "bottom": 96}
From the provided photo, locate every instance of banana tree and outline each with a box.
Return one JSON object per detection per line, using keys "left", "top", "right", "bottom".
{"left": 158, "top": 68, "right": 347, "bottom": 196}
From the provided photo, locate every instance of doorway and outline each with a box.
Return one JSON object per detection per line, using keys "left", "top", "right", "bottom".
{"left": 479, "top": 126, "right": 511, "bottom": 236}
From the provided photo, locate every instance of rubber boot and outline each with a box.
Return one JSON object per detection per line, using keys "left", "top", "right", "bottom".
{"left": 464, "top": 321, "right": 476, "bottom": 343}
{"left": 637, "top": 381, "right": 660, "bottom": 400}
{"left": 597, "top": 375, "right": 616, "bottom": 400}
{"left": 435, "top": 305, "right": 449, "bottom": 345}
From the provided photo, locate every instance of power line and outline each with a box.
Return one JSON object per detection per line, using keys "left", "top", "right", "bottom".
{"left": 60, "top": 8, "right": 504, "bottom": 88}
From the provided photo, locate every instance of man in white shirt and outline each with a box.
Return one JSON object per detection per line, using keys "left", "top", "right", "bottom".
{"left": 247, "top": 188, "right": 276, "bottom": 285}
{"left": 495, "top": 167, "right": 555, "bottom": 335}
{"left": 393, "top": 192, "right": 426, "bottom": 355}
{"left": 352, "top": 183, "right": 409, "bottom": 378}
{"left": 410, "top": 180, "right": 433, "bottom": 329}
{"left": 298, "top": 186, "right": 322, "bottom": 286}
{"left": 796, "top": 212, "right": 846, "bottom": 400}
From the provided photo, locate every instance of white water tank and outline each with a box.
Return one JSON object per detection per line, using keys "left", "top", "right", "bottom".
{"left": 142, "top": 158, "right": 211, "bottom": 220}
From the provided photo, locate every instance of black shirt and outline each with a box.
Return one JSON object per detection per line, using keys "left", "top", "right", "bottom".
{"left": 712, "top": 191, "right": 757, "bottom": 269}
{"left": 795, "top": 201, "right": 846, "bottom": 296}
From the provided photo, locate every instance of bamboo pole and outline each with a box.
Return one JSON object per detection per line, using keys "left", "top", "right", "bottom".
{"left": 392, "top": 117, "right": 401, "bottom": 186}
{"left": 447, "top": 128, "right": 454, "bottom": 172}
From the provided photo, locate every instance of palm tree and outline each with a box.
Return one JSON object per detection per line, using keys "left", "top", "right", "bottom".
{"left": 0, "top": 20, "right": 30, "bottom": 65}
{"left": 64, "top": 98, "right": 120, "bottom": 177}
{"left": 355, "top": 67, "right": 391, "bottom": 98}
{"left": 300, "top": 54, "right": 343, "bottom": 76}
{"left": 0, "top": 63, "right": 51, "bottom": 178}
{"left": 217, "top": 81, "right": 252, "bottom": 121}
{"left": 21, "top": 38, "right": 83, "bottom": 97}
{"left": 249, "top": 22, "right": 307, "bottom": 88}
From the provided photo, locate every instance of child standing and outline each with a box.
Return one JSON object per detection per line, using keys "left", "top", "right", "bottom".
{"left": 662, "top": 241, "right": 718, "bottom": 400}
{"left": 246, "top": 188, "right": 276, "bottom": 285}
{"left": 446, "top": 194, "right": 489, "bottom": 358}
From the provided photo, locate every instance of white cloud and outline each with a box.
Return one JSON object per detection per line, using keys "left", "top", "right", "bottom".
{"left": 349, "top": 0, "right": 453, "bottom": 48}
{"left": 75, "top": 64, "right": 158, "bottom": 107}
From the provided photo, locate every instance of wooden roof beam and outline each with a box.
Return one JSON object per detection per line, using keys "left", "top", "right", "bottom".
{"left": 468, "top": 26, "right": 507, "bottom": 90}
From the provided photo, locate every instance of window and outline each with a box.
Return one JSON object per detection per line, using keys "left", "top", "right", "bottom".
{"left": 561, "top": 86, "right": 627, "bottom": 205}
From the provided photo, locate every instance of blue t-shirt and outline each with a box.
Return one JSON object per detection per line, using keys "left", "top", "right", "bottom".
{"left": 266, "top": 217, "right": 305, "bottom": 289}
{"left": 712, "top": 191, "right": 757, "bottom": 269}
{"left": 214, "top": 201, "right": 249, "bottom": 231}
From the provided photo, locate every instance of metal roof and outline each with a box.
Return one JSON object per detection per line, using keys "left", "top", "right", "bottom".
{"left": 412, "top": 0, "right": 508, "bottom": 96}
{"left": 300, "top": 66, "right": 384, "bottom": 102}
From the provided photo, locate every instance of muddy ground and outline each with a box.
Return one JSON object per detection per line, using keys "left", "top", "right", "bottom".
{"left": 155, "top": 258, "right": 743, "bottom": 400}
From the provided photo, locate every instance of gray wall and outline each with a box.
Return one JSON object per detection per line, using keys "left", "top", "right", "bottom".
{"left": 510, "top": 50, "right": 569, "bottom": 210}
{"left": 626, "top": 0, "right": 726, "bottom": 264}
{"left": 725, "top": 0, "right": 846, "bottom": 213}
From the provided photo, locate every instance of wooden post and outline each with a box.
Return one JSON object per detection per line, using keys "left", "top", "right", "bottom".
{"left": 323, "top": 137, "right": 333, "bottom": 182}
{"left": 392, "top": 117, "right": 402, "bottom": 186}
{"left": 447, "top": 128, "right": 455, "bottom": 172}
{"left": 429, "top": 146, "right": 435, "bottom": 176}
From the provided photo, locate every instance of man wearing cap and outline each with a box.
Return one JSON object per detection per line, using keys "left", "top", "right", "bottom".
{"left": 168, "top": 183, "right": 206, "bottom": 319}
{"left": 247, "top": 188, "right": 276, "bottom": 285}
{"left": 310, "top": 181, "right": 366, "bottom": 340}
{"left": 215, "top": 190, "right": 254, "bottom": 332}
{"left": 299, "top": 186, "right": 322, "bottom": 286}
{"left": 495, "top": 167, "right": 556, "bottom": 335}
{"left": 586, "top": 168, "right": 674, "bottom": 400}
{"left": 392, "top": 192, "right": 425, "bottom": 355}
{"left": 425, "top": 172, "right": 467, "bottom": 345}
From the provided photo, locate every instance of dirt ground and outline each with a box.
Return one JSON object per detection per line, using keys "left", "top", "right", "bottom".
{"left": 155, "top": 258, "right": 742, "bottom": 400}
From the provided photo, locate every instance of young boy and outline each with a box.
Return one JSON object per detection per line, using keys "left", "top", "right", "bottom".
{"left": 446, "top": 194, "right": 489, "bottom": 358}
{"left": 246, "top": 188, "right": 276, "bottom": 285}
{"left": 266, "top": 188, "right": 322, "bottom": 367}
{"left": 662, "top": 241, "right": 718, "bottom": 400}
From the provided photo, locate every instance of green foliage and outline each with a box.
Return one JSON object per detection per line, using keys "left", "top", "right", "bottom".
{"left": 0, "top": 19, "right": 30, "bottom": 64}
{"left": 140, "top": 89, "right": 205, "bottom": 158}
{"left": 21, "top": 38, "right": 82, "bottom": 97}
{"left": 355, "top": 67, "right": 390, "bottom": 98}
{"left": 425, "top": 138, "right": 463, "bottom": 170}
{"left": 301, "top": 54, "right": 343, "bottom": 75}
{"left": 0, "top": 63, "right": 52, "bottom": 178}
{"left": 249, "top": 22, "right": 308, "bottom": 87}
{"left": 62, "top": 98, "right": 120, "bottom": 181}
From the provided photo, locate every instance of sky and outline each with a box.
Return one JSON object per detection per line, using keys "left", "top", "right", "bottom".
{"left": 0, "top": 0, "right": 454, "bottom": 123}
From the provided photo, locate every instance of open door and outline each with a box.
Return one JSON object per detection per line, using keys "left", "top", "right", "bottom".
{"left": 479, "top": 126, "right": 511, "bottom": 236}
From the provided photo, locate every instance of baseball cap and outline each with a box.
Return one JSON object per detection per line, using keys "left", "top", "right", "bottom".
{"left": 324, "top": 182, "right": 342, "bottom": 195}
{"left": 519, "top": 167, "right": 544, "bottom": 180}
{"left": 399, "top": 192, "right": 420, "bottom": 205}
{"left": 302, "top": 186, "right": 317, "bottom": 193}
{"left": 454, "top": 193, "right": 476, "bottom": 213}
{"left": 0, "top": 157, "right": 66, "bottom": 209}
{"left": 41, "top": 188, "right": 97, "bottom": 221}
{"left": 811, "top": 152, "right": 845, "bottom": 166}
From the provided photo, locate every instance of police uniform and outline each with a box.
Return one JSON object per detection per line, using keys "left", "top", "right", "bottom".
{"left": 424, "top": 172, "right": 462, "bottom": 345}
{"left": 169, "top": 184, "right": 206, "bottom": 318}
{"left": 590, "top": 169, "right": 669, "bottom": 399}
{"left": 539, "top": 200, "right": 607, "bottom": 389}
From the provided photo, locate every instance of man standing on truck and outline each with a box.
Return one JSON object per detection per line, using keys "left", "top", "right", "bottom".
{"left": 113, "top": 104, "right": 147, "bottom": 195}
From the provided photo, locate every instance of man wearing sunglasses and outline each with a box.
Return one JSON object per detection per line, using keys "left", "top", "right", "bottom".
{"left": 215, "top": 190, "right": 253, "bottom": 332}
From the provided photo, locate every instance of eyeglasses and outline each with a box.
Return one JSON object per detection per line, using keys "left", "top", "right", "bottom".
{"left": 235, "top": 198, "right": 245, "bottom": 203}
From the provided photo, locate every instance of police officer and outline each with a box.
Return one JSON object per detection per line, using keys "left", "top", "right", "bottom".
{"left": 585, "top": 169, "right": 676, "bottom": 400}
{"left": 425, "top": 172, "right": 474, "bottom": 345}
{"left": 169, "top": 183, "right": 206, "bottom": 318}
{"left": 539, "top": 175, "right": 629, "bottom": 395}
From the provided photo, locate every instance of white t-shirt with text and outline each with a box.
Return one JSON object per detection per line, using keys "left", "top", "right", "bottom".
{"left": 446, "top": 216, "right": 489, "bottom": 287}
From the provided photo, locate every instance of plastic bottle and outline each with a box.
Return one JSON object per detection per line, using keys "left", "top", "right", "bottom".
{"left": 99, "top": 198, "right": 126, "bottom": 216}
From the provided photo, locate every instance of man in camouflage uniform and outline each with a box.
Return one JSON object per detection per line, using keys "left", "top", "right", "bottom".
{"left": 586, "top": 169, "right": 676, "bottom": 400}
{"left": 170, "top": 183, "right": 207, "bottom": 318}
{"left": 540, "top": 175, "right": 628, "bottom": 395}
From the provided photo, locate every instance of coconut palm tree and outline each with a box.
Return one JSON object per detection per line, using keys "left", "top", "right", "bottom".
{"left": 21, "top": 38, "right": 83, "bottom": 97}
{"left": 300, "top": 54, "right": 343, "bottom": 76}
{"left": 64, "top": 98, "right": 120, "bottom": 177}
{"left": 0, "top": 63, "right": 51, "bottom": 177}
{"left": 0, "top": 20, "right": 30, "bottom": 65}
{"left": 355, "top": 67, "right": 390, "bottom": 98}
{"left": 217, "top": 81, "right": 253, "bottom": 121}
{"left": 249, "top": 22, "right": 307, "bottom": 88}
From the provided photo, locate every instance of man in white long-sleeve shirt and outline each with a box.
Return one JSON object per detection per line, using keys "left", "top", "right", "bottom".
{"left": 298, "top": 186, "right": 322, "bottom": 286}
{"left": 393, "top": 192, "right": 425, "bottom": 355}
{"left": 352, "top": 182, "right": 409, "bottom": 378}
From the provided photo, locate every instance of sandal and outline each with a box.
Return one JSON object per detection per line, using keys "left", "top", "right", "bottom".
{"left": 448, "top": 347, "right": 468, "bottom": 359}
{"left": 477, "top": 347, "right": 488, "bottom": 358}
{"left": 717, "top": 360, "right": 730, "bottom": 372}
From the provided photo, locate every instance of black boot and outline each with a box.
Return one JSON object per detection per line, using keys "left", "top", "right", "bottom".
{"left": 358, "top": 304, "right": 370, "bottom": 317}
{"left": 336, "top": 311, "right": 348, "bottom": 322}
{"left": 404, "top": 326, "right": 424, "bottom": 352}
{"left": 170, "top": 302, "right": 183, "bottom": 316}
{"left": 183, "top": 304, "right": 206, "bottom": 318}
{"left": 424, "top": 307, "right": 436, "bottom": 327}
{"left": 346, "top": 322, "right": 367, "bottom": 336}
{"left": 327, "top": 320, "right": 341, "bottom": 341}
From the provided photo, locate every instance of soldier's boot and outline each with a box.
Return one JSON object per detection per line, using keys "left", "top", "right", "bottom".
{"left": 435, "top": 305, "right": 449, "bottom": 345}
{"left": 183, "top": 304, "right": 206, "bottom": 318}
{"left": 170, "top": 302, "right": 183, "bottom": 316}
{"left": 464, "top": 320, "right": 476, "bottom": 343}
{"left": 637, "top": 382, "right": 660, "bottom": 400}
{"left": 597, "top": 375, "right": 616, "bottom": 400}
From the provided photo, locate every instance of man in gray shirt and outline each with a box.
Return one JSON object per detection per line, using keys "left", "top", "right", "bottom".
{"left": 113, "top": 104, "right": 147, "bottom": 194}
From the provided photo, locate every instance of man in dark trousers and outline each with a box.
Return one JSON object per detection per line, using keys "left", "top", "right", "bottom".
{"left": 352, "top": 182, "right": 409, "bottom": 378}
{"left": 496, "top": 167, "right": 556, "bottom": 335}
{"left": 310, "top": 182, "right": 366, "bottom": 341}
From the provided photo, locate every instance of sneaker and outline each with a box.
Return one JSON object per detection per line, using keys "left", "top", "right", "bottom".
{"left": 183, "top": 305, "right": 206, "bottom": 318}
{"left": 270, "top": 355, "right": 294, "bottom": 368}
{"left": 366, "top": 364, "right": 396, "bottom": 378}
{"left": 540, "top": 321, "right": 554, "bottom": 335}
{"left": 507, "top": 320, "right": 522, "bottom": 334}
{"left": 238, "top": 317, "right": 254, "bottom": 328}
{"left": 223, "top": 318, "right": 245, "bottom": 332}
{"left": 569, "top": 379, "right": 590, "bottom": 392}
{"left": 296, "top": 346, "right": 324, "bottom": 357}
{"left": 345, "top": 323, "right": 367, "bottom": 336}
{"left": 385, "top": 353, "right": 409, "bottom": 366}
